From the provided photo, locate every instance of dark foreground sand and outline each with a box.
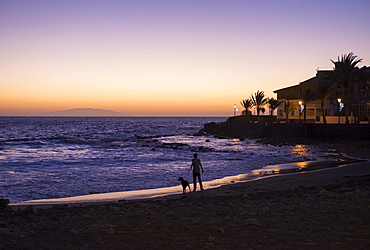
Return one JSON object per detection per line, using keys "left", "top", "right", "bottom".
{"left": 1, "top": 146, "right": 370, "bottom": 249}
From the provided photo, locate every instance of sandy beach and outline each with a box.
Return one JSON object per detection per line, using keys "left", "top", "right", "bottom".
{"left": 1, "top": 143, "right": 370, "bottom": 249}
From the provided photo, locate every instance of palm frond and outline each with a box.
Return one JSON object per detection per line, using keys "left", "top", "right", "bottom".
{"left": 316, "top": 79, "right": 336, "bottom": 101}
{"left": 240, "top": 99, "right": 253, "bottom": 110}
{"left": 300, "top": 88, "right": 316, "bottom": 104}
{"left": 283, "top": 100, "right": 296, "bottom": 113}
{"left": 267, "top": 98, "right": 283, "bottom": 111}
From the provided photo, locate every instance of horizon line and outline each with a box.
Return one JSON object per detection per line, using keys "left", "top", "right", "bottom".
{"left": 0, "top": 115, "right": 229, "bottom": 118}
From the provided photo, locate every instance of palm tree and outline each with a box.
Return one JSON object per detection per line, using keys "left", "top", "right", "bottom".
{"left": 316, "top": 79, "right": 336, "bottom": 124}
{"left": 300, "top": 88, "right": 316, "bottom": 123}
{"left": 284, "top": 100, "right": 296, "bottom": 123}
{"left": 267, "top": 98, "right": 283, "bottom": 116}
{"left": 331, "top": 52, "right": 363, "bottom": 123}
{"left": 240, "top": 98, "right": 253, "bottom": 116}
{"left": 250, "top": 90, "right": 268, "bottom": 122}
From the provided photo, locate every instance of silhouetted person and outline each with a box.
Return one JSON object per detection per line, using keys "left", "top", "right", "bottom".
{"left": 190, "top": 153, "right": 204, "bottom": 191}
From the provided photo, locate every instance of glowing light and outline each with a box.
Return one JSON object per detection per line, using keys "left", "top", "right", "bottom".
{"left": 339, "top": 102, "right": 344, "bottom": 112}
{"left": 298, "top": 101, "right": 304, "bottom": 114}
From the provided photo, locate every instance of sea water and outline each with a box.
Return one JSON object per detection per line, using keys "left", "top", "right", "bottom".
{"left": 0, "top": 117, "right": 321, "bottom": 203}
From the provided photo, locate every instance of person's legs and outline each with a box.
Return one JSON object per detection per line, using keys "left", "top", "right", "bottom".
{"left": 193, "top": 174, "right": 197, "bottom": 191}
{"left": 198, "top": 175, "right": 204, "bottom": 190}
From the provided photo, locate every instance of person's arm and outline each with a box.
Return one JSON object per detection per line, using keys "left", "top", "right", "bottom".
{"left": 200, "top": 160, "right": 204, "bottom": 173}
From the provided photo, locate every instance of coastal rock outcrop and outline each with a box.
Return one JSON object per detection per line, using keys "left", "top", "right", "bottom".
{"left": 0, "top": 199, "right": 9, "bottom": 212}
{"left": 202, "top": 120, "right": 370, "bottom": 142}
{"left": 0, "top": 199, "right": 12, "bottom": 222}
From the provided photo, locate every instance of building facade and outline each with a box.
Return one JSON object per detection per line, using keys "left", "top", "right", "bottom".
{"left": 273, "top": 68, "right": 370, "bottom": 123}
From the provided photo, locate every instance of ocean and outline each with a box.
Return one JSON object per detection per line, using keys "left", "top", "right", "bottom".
{"left": 0, "top": 117, "right": 321, "bottom": 203}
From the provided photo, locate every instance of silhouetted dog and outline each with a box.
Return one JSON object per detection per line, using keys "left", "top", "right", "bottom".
{"left": 178, "top": 177, "right": 191, "bottom": 194}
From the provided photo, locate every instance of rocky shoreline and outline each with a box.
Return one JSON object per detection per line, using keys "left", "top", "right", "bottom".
{"left": 199, "top": 121, "right": 370, "bottom": 142}
{"left": 199, "top": 121, "right": 370, "bottom": 160}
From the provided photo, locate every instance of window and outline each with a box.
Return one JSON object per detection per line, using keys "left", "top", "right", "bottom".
{"left": 307, "top": 109, "right": 314, "bottom": 115}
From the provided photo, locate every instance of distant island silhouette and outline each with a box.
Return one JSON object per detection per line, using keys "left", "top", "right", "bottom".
{"left": 42, "top": 108, "right": 123, "bottom": 116}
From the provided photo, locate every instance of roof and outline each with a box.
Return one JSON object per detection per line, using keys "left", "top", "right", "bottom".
{"left": 273, "top": 70, "right": 333, "bottom": 93}
{"left": 273, "top": 84, "right": 299, "bottom": 93}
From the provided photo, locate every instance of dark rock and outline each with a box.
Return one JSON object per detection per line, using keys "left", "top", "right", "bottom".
{"left": 217, "top": 209, "right": 228, "bottom": 216}
{"left": 217, "top": 136, "right": 228, "bottom": 139}
{"left": 24, "top": 205, "right": 38, "bottom": 215}
{"left": 193, "top": 129, "right": 206, "bottom": 136}
{"left": 339, "top": 187, "right": 352, "bottom": 193}
{"left": 246, "top": 218, "right": 260, "bottom": 225}
{"left": 0, "top": 199, "right": 10, "bottom": 213}
{"left": 108, "top": 206, "right": 121, "bottom": 212}
{"left": 93, "top": 204, "right": 106, "bottom": 211}
{"left": 204, "top": 122, "right": 221, "bottom": 134}
{"left": 301, "top": 194, "right": 312, "bottom": 201}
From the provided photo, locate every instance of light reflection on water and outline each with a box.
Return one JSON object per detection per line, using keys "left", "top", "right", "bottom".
{"left": 230, "top": 138, "right": 241, "bottom": 151}
{"left": 291, "top": 144, "right": 311, "bottom": 156}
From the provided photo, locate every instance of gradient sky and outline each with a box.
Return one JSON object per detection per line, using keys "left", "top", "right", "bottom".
{"left": 1, "top": 0, "right": 369, "bottom": 116}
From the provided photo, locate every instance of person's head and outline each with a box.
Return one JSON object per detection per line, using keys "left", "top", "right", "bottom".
{"left": 193, "top": 153, "right": 198, "bottom": 158}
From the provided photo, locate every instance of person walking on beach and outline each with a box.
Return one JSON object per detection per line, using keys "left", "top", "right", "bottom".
{"left": 190, "top": 153, "right": 204, "bottom": 191}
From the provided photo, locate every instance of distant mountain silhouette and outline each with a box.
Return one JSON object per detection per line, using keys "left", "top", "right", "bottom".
{"left": 42, "top": 108, "right": 123, "bottom": 116}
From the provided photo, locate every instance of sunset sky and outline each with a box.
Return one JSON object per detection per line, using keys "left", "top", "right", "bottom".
{"left": 1, "top": 0, "right": 369, "bottom": 116}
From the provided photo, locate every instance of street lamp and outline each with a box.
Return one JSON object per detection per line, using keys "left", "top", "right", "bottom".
{"left": 233, "top": 104, "right": 237, "bottom": 116}
{"left": 337, "top": 98, "right": 341, "bottom": 124}
{"left": 298, "top": 101, "right": 303, "bottom": 122}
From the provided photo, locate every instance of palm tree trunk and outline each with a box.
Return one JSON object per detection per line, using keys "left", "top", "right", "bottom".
{"left": 358, "top": 82, "right": 362, "bottom": 123}
{"left": 344, "top": 88, "right": 349, "bottom": 123}
{"left": 303, "top": 104, "right": 307, "bottom": 123}
{"left": 321, "top": 101, "right": 327, "bottom": 124}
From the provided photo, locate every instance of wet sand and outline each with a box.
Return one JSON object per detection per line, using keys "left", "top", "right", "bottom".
{"left": 1, "top": 144, "right": 370, "bottom": 249}
{"left": 8, "top": 147, "right": 361, "bottom": 208}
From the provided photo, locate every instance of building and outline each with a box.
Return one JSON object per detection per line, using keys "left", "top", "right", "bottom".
{"left": 273, "top": 68, "right": 370, "bottom": 123}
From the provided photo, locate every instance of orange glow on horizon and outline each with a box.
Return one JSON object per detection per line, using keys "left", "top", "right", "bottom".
{"left": 1, "top": 1, "right": 369, "bottom": 116}
{"left": 0, "top": 92, "right": 238, "bottom": 116}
